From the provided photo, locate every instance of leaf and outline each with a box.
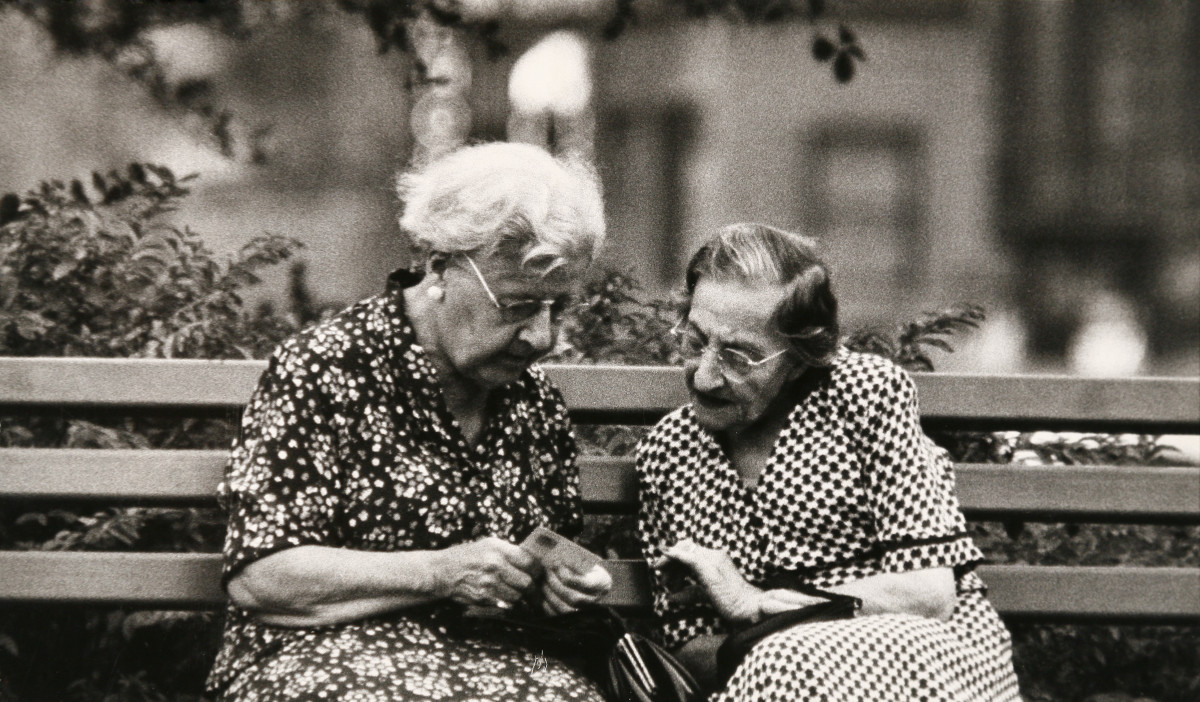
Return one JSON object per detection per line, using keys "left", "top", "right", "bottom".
{"left": 812, "top": 35, "right": 836, "bottom": 61}
{"left": 922, "top": 337, "right": 954, "bottom": 353}
{"left": 128, "top": 162, "right": 147, "bottom": 184}
{"left": 68, "top": 179, "right": 91, "bottom": 206}
{"left": 807, "top": 0, "right": 825, "bottom": 19}
{"left": 14, "top": 311, "right": 52, "bottom": 340}
{"left": 838, "top": 24, "right": 856, "bottom": 44}
{"left": 0, "top": 192, "right": 18, "bottom": 225}
{"left": 15, "top": 512, "right": 48, "bottom": 526}
{"left": 833, "top": 51, "right": 855, "bottom": 83}
{"left": 51, "top": 260, "right": 77, "bottom": 280}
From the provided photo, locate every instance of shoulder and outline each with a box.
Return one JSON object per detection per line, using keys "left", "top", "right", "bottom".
{"left": 636, "top": 406, "right": 694, "bottom": 462}
{"left": 265, "top": 297, "right": 385, "bottom": 383}
{"left": 826, "top": 348, "right": 917, "bottom": 409}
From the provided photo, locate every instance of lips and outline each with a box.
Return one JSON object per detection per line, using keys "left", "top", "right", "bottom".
{"left": 692, "top": 390, "right": 733, "bottom": 409}
{"left": 499, "top": 351, "right": 541, "bottom": 369}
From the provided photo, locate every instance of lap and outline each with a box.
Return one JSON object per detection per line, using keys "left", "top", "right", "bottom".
{"left": 714, "top": 592, "right": 1020, "bottom": 702}
{"left": 219, "top": 619, "right": 604, "bottom": 702}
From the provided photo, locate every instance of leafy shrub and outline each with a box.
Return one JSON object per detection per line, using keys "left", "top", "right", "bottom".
{"left": 0, "top": 165, "right": 302, "bottom": 701}
{"left": 0, "top": 163, "right": 299, "bottom": 361}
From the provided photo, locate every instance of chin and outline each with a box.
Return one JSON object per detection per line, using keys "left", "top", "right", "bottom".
{"left": 691, "top": 400, "right": 740, "bottom": 432}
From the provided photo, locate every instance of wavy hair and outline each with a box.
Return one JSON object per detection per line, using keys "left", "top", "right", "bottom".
{"left": 396, "top": 142, "right": 605, "bottom": 275}
{"left": 683, "top": 223, "right": 840, "bottom": 367}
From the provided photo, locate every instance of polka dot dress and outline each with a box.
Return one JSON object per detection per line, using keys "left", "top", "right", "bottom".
{"left": 207, "top": 275, "right": 603, "bottom": 702}
{"left": 635, "top": 348, "right": 1022, "bottom": 702}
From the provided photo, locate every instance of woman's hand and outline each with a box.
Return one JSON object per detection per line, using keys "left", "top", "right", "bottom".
{"left": 540, "top": 564, "right": 613, "bottom": 614}
{"left": 654, "top": 539, "right": 764, "bottom": 624}
{"left": 435, "top": 536, "right": 539, "bottom": 608}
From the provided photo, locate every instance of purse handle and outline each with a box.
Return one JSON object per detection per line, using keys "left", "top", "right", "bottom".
{"left": 715, "top": 582, "right": 862, "bottom": 687}
{"left": 760, "top": 579, "right": 863, "bottom": 611}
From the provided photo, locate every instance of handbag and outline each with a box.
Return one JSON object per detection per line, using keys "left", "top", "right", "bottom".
{"left": 603, "top": 618, "right": 703, "bottom": 702}
{"left": 456, "top": 604, "right": 702, "bottom": 702}
{"left": 714, "top": 583, "right": 861, "bottom": 687}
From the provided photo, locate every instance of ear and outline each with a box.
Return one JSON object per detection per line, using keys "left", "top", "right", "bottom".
{"left": 426, "top": 252, "right": 450, "bottom": 276}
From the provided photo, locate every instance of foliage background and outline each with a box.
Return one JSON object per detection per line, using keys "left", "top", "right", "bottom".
{"left": 0, "top": 168, "right": 1197, "bottom": 701}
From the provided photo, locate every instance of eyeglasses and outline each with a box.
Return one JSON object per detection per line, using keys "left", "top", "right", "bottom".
{"left": 461, "top": 254, "right": 573, "bottom": 325}
{"left": 670, "top": 324, "right": 787, "bottom": 378}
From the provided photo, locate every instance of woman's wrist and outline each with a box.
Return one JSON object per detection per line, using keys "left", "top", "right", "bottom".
{"left": 728, "top": 583, "right": 767, "bottom": 625}
{"left": 421, "top": 548, "right": 454, "bottom": 600}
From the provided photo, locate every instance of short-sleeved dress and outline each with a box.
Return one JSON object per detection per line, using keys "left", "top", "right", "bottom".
{"left": 206, "top": 274, "right": 604, "bottom": 702}
{"left": 635, "top": 348, "right": 1021, "bottom": 702}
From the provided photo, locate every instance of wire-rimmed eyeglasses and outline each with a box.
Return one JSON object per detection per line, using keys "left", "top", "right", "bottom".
{"left": 461, "top": 254, "right": 574, "bottom": 325}
{"left": 670, "top": 324, "right": 788, "bottom": 378}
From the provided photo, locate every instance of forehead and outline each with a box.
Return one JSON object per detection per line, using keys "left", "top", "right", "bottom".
{"left": 687, "top": 278, "right": 788, "bottom": 343}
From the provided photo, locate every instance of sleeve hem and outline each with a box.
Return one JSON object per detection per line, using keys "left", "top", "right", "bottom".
{"left": 878, "top": 534, "right": 986, "bottom": 575}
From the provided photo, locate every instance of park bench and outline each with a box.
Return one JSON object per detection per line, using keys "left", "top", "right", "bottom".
{"left": 1, "top": 356, "right": 1198, "bottom": 624}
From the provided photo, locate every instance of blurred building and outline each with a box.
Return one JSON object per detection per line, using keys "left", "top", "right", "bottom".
{"left": 0, "top": 0, "right": 1196, "bottom": 374}
{"left": 564, "top": 0, "right": 1198, "bottom": 374}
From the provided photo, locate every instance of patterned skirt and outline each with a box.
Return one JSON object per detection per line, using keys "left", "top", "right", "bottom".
{"left": 713, "top": 590, "right": 1021, "bottom": 702}
{"left": 214, "top": 616, "right": 604, "bottom": 702}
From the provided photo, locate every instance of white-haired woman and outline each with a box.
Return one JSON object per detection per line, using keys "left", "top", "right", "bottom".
{"left": 207, "top": 142, "right": 613, "bottom": 702}
{"left": 637, "top": 223, "right": 1021, "bottom": 701}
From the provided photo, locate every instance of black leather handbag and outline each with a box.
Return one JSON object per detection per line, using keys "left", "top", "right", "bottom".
{"left": 714, "top": 584, "right": 862, "bottom": 687}
{"left": 603, "top": 622, "right": 702, "bottom": 702}
{"left": 457, "top": 605, "right": 702, "bottom": 702}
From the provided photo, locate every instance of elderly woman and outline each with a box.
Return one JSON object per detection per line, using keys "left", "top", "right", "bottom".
{"left": 206, "top": 142, "right": 613, "bottom": 702}
{"left": 636, "top": 223, "right": 1021, "bottom": 701}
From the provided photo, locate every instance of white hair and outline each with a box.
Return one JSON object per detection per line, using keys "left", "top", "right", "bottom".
{"left": 396, "top": 142, "right": 605, "bottom": 273}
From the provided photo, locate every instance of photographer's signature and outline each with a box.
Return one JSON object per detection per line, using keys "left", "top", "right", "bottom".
{"left": 531, "top": 650, "right": 547, "bottom": 672}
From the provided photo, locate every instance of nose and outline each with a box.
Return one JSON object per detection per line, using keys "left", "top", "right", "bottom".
{"left": 689, "top": 348, "right": 725, "bottom": 393}
{"left": 517, "top": 304, "right": 557, "bottom": 354}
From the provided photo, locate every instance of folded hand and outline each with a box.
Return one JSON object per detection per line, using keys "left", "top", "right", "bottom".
{"left": 541, "top": 563, "right": 613, "bottom": 614}
{"left": 438, "top": 536, "right": 538, "bottom": 609}
{"left": 654, "top": 539, "right": 763, "bottom": 624}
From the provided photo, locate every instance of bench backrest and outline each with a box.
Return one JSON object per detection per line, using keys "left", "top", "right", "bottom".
{"left": 1, "top": 357, "right": 1198, "bottom": 623}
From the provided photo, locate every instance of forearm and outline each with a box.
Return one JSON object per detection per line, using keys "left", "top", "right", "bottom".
{"left": 228, "top": 545, "right": 447, "bottom": 627}
{"left": 823, "top": 566, "right": 957, "bottom": 620}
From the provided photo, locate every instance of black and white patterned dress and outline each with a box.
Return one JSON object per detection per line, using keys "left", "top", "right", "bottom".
{"left": 635, "top": 348, "right": 1021, "bottom": 702}
{"left": 206, "top": 276, "right": 603, "bottom": 702}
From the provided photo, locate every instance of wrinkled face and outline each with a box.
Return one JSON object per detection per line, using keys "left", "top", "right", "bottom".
{"left": 683, "top": 277, "right": 804, "bottom": 434}
{"left": 433, "top": 253, "right": 578, "bottom": 389}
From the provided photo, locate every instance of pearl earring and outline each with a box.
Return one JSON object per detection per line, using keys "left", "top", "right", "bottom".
{"left": 426, "top": 285, "right": 444, "bottom": 301}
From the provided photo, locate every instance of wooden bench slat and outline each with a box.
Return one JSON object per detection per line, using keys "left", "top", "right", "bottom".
{"left": 0, "top": 552, "right": 225, "bottom": 608}
{"left": 0, "top": 357, "right": 265, "bottom": 411}
{"left": 913, "top": 373, "right": 1200, "bottom": 433}
{"left": 0, "top": 449, "right": 225, "bottom": 503}
{"left": 3, "top": 449, "right": 1198, "bottom": 522}
{"left": 2, "top": 357, "right": 1197, "bottom": 432}
{"left": 953, "top": 463, "right": 1200, "bottom": 523}
{"left": 976, "top": 564, "right": 1200, "bottom": 623}
{"left": 0, "top": 552, "right": 1196, "bottom": 623}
